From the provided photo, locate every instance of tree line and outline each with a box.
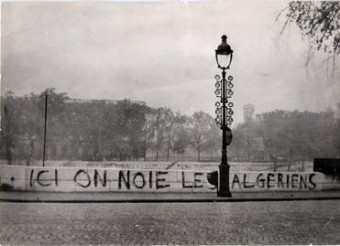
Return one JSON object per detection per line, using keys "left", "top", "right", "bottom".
{"left": 229, "top": 109, "right": 340, "bottom": 164}
{"left": 0, "top": 89, "right": 220, "bottom": 164}
{"left": 1, "top": 89, "right": 339, "bottom": 165}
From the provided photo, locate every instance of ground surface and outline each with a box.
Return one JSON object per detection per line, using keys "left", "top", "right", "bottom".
{"left": 0, "top": 200, "right": 339, "bottom": 245}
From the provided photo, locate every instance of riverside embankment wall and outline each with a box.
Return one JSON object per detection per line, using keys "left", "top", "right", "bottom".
{"left": 0, "top": 165, "right": 339, "bottom": 193}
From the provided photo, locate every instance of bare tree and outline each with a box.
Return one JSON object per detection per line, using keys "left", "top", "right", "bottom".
{"left": 188, "top": 111, "right": 216, "bottom": 162}
{"left": 278, "top": 1, "right": 340, "bottom": 72}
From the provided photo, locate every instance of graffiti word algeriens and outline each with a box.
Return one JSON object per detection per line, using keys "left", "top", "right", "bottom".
{"left": 231, "top": 172, "right": 317, "bottom": 190}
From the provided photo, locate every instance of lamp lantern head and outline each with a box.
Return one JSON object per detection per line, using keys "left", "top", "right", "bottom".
{"left": 215, "top": 35, "right": 233, "bottom": 69}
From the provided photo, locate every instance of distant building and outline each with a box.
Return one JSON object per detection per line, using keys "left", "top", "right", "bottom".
{"left": 243, "top": 103, "right": 254, "bottom": 122}
{"left": 255, "top": 114, "right": 263, "bottom": 121}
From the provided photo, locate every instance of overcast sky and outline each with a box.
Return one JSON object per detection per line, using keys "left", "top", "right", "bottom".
{"left": 1, "top": 0, "right": 340, "bottom": 124}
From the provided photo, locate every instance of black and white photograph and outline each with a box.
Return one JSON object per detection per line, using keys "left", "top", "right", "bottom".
{"left": 0, "top": 0, "right": 340, "bottom": 245}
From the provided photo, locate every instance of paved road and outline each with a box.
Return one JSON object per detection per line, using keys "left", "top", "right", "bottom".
{"left": 0, "top": 200, "right": 339, "bottom": 245}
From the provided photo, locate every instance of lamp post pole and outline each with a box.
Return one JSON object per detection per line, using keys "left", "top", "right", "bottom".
{"left": 42, "top": 93, "right": 48, "bottom": 167}
{"left": 219, "top": 67, "right": 231, "bottom": 197}
{"left": 214, "top": 35, "right": 234, "bottom": 197}
{"left": 221, "top": 68, "right": 227, "bottom": 164}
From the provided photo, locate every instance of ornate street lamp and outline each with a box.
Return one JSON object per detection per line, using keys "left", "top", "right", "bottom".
{"left": 214, "top": 35, "right": 234, "bottom": 197}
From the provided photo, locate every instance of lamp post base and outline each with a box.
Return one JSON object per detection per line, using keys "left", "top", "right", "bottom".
{"left": 218, "top": 163, "right": 232, "bottom": 197}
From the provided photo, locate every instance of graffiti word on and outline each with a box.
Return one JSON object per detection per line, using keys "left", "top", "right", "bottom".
{"left": 73, "top": 169, "right": 107, "bottom": 188}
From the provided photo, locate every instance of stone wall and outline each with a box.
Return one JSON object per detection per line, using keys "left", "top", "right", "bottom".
{"left": 0, "top": 165, "right": 339, "bottom": 193}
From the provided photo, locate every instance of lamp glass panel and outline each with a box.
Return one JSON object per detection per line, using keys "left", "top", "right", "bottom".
{"left": 217, "top": 53, "right": 231, "bottom": 68}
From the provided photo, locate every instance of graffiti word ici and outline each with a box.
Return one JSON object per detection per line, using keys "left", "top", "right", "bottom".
{"left": 29, "top": 169, "right": 212, "bottom": 191}
{"left": 231, "top": 173, "right": 317, "bottom": 190}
